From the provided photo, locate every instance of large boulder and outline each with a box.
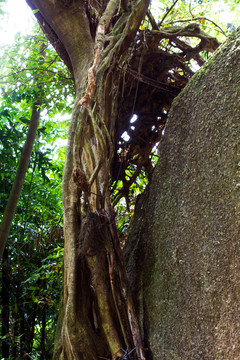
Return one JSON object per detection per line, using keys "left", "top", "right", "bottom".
{"left": 125, "top": 29, "right": 240, "bottom": 359}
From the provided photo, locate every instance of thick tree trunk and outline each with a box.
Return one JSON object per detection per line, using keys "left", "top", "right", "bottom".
{"left": 25, "top": 1, "right": 223, "bottom": 359}
{"left": 25, "top": 1, "right": 149, "bottom": 358}
{"left": 125, "top": 29, "right": 240, "bottom": 359}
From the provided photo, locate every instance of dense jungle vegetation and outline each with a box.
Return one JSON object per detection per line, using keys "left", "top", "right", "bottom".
{"left": 0, "top": 0, "right": 239, "bottom": 358}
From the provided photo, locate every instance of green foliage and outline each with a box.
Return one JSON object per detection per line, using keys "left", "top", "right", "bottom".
{"left": 0, "top": 1, "right": 239, "bottom": 358}
{"left": 149, "top": 0, "right": 238, "bottom": 40}
{"left": 0, "top": 100, "right": 65, "bottom": 358}
{"left": 0, "top": 30, "right": 74, "bottom": 114}
{"left": 0, "top": 30, "right": 71, "bottom": 359}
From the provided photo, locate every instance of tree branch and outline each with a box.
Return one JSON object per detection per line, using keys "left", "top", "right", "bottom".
{"left": 151, "top": 24, "right": 220, "bottom": 52}
{"left": 147, "top": 10, "right": 159, "bottom": 30}
{"left": 159, "top": 0, "right": 180, "bottom": 27}
{"left": 169, "top": 17, "right": 226, "bottom": 36}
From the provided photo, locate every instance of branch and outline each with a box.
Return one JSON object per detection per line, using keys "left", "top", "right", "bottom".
{"left": 159, "top": 0, "right": 180, "bottom": 27}
{"left": 108, "top": 212, "right": 146, "bottom": 360}
{"left": 78, "top": 0, "right": 120, "bottom": 107}
{"left": 169, "top": 17, "right": 227, "bottom": 36}
{"left": 151, "top": 24, "right": 220, "bottom": 52}
{"left": 147, "top": 10, "right": 159, "bottom": 30}
{"left": 0, "top": 67, "right": 70, "bottom": 83}
{"left": 125, "top": 67, "right": 181, "bottom": 94}
{"left": 171, "top": 37, "right": 205, "bottom": 66}
{"left": 118, "top": 0, "right": 150, "bottom": 55}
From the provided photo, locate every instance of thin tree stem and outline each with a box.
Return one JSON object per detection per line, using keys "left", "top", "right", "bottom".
{"left": 0, "top": 101, "right": 41, "bottom": 259}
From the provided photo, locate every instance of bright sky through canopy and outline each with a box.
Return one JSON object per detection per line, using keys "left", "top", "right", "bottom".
{"left": 0, "top": 0, "right": 238, "bottom": 47}
{"left": 0, "top": 0, "right": 34, "bottom": 46}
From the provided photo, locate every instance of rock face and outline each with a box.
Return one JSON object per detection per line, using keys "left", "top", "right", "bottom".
{"left": 125, "top": 29, "right": 240, "bottom": 359}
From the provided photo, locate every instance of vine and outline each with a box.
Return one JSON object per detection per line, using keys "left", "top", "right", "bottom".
{"left": 69, "top": 1, "right": 221, "bottom": 358}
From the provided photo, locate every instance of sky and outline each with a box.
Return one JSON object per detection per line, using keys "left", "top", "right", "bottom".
{"left": 0, "top": 0, "right": 34, "bottom": 46}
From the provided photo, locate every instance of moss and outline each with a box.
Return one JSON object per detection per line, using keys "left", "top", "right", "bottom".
{"left": 126, "top": 27, "right": 240, "bottom": 360}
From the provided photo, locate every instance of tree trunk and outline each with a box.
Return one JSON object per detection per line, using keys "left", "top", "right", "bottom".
{"left": 29, "top": 304, "right": 37, "bottom": 353}
{"left": 24, "top": 1, "right": 224, "bottom": 359}
{"left": 1, "top": 249, "right": 10, "bottom": 358}
{"left": 125, "top": 29, "right": 240, "bottom": 359}
{"left": 40, "top": 305, "right": 46, "bottom": 360}
{"left": 25, "top": 1, "right": 150, "bottom": 359}
{"left": 0, "top": 101, "right": 41, "bottom": 258}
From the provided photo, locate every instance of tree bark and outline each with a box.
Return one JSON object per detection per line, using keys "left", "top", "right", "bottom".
{"left": 40, "top": 305, "right": 46, "bottom": 360}
{"left": 1, "top": 249, "right": 10, "bottom": 358}
{"left": 25, "top": 0, "right": 94, "bottom": 90}
{"left": 125, "top": 29, "right": 240, "bottom": 359}
{"left": 0, "top": 101, "right": 41, "bottom": 259}
{"left": 24, "top": 1, "right": 151, "bottom": 359}
{"left": 24, "top": 1, "right": 224, "bottom": 359}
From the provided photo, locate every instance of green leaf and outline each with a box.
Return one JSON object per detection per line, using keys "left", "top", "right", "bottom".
{"left": 28, "top": 285, "right": 39, "bottom": 291}
{"left": 32, "top": 295, "right": 39, "bottom": 303}
{"left": 33, "top": 9, "right": 39, "bottom": 14}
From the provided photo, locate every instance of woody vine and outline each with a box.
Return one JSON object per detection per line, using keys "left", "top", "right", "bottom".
{"left": 24, "top": 0, "right": 221, "bottom": 359}
{"left": 70, "top": 4, "right": 219, "bottom": 359}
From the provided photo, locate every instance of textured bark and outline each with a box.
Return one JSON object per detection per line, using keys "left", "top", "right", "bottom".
{"left": 125, "top": 29, "right": 240, "bottom": 359}
{"left": 24, "top": 1, "right": 150, "bottom": 359}
{"left": 24, "top": 1, "right": 225, "bottom": 359}
{"left": 25, "top": 0, "right": 94, "bottom": 90}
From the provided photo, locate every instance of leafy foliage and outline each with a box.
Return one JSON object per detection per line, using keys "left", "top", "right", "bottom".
{"left": 151, "top": 0, "right": 238, "bottom": 35}
{"left": 0, "top": 29, "right": 72, "bottom": 359}
{"left": 0, "top": 31, "right": 74, "bottom": 113}
{"left": 0, "top": 1, "right": 239, "bottom": 358}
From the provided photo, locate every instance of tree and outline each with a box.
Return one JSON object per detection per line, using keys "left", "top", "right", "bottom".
{"left": 0, "top": 33, "right": 70, "bottom": 359}
{"left": 20, "top": 0, "right": 235, "bottom": 359}
{"left": 0, "top": 32, "right": 73, "bottom": 259}
{"left": 0, "top": 100, "right": 41, "bottom": 258}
